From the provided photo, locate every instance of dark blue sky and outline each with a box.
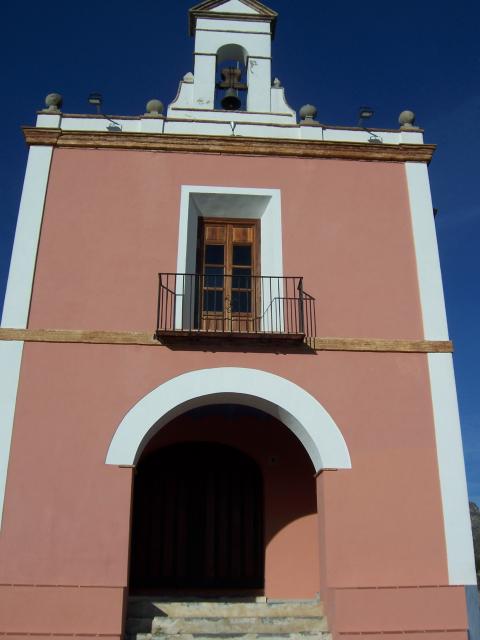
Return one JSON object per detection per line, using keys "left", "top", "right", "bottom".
{"left": 1, "top": 1, "right": 479, "bottom": 502}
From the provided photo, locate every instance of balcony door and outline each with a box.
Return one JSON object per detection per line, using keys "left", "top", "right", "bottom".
{"left": 198, "top": 219, "right": 259, "bottom": 332}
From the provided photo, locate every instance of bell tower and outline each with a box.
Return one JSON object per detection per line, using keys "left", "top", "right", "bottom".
{"left": 1, "top": 1, "right": 478, "bottom": 639}
{"left": 167, "top": 0, "right": 296, "bottom": 123}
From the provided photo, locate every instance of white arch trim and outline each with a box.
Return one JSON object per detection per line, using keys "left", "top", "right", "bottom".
{"left": 106, "top": 367, "right": 351, "bottom": 473}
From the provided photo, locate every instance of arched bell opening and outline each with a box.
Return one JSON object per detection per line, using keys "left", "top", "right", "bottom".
{"left": 215, "top": 44, "right": 248, "bottom": 111}
{"left": 128, "top": 404, "right": 319, "bottom": 598}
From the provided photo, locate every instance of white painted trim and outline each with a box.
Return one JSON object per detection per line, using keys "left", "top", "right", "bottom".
{"left": 428, "top": 354, "right": 477, "bottom": 585}
{"left": 405, "top": 162, "right": 449, "bottom": 340}
{"left": 0, "top": 341, "right": 24, "bottom": 525}
{"left": 195, "top": 27, "right": 271, "bottom": 36}
{"left": 175, "top": 185, "right": 283, "bottom": 330}
{"left": 210, "top": 0, "right": 260, "bottom": 14}
{"left": 35, "top": 114, "right": 426, "bottom": 143}
{"left": 106, "top": 367, "right": 351, "bottom": 472}
{"left": 407, "top": 163, "right": 477, "bottom": 586}
{"left": 177, "top": 185, "right": 282, "bottom": 274}
{"left": 0, "top": 146, "right": 53, "bottom": 529}
{"left": 196, "top": 18, "right": 270, "bottom": 34}
{"left": 60, "top": 117, "right": 138, "bottom": 133}
{"left": 195, "top": 25, "right": 271, "bottom": 58}
{"left": 165, "top": 111, "right": 297, "bottom": 125}
{"left": 2, "top": 146, "right": 53, "bottom": 328}
{"left": 36, "top": 113, "right": 61, "bottom": 128}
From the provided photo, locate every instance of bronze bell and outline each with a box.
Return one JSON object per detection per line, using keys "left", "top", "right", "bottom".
{"left": 221, "top": 88, "right": 241, "bottom": 111}
{"left": 221, "top": 67, "right": 242, "bottom": 85}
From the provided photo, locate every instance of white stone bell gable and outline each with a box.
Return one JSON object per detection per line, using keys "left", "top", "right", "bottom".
{"left": 210, "top": 0, "right": 262, "bottom": 15}
{"left": 168, "top": 0, "right": 296, "bottom": 125}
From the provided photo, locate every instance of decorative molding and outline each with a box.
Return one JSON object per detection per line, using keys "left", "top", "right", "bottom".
{"left": 169, "top": 106, "right": 283, "bottom": 116}
{"left": 190, "top": 0, "right": 278, "bottom": 16}
{"left": 189, "top": 0, "right": 278, "bottom": 36}
{"left": 195, "top": 27, "right": 272, "bottom": 35}
{"left": 23, "top": 128, "right": 61, "bottom": 146}
{"left": 0, "top": 329, "right": 158, "bottom": 346}
{"left": 105, "top": 367, "right": 351, "bottom": 472}
{"left": 310, "top": 337, "right": 453, "bottom": 353}
{"left": 193, "top": 12, "right": 277, "bottom": 34}
{"left": 23, "top": 128, "right": 436, "bottom": 164}
{"left": 33, "top": 114, "right": 424, "bottom": 133}
{"left": 0, "top": 329, "right": 453, "bottom": 353}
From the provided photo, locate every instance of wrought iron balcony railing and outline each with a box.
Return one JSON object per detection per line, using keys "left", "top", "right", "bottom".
{"left": 156, "top": 273, "right": 316, "bottom": 341}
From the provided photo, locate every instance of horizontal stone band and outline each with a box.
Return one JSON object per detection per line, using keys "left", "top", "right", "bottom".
{"left": 0, "top": 328, "right": 453, "bottom": 353}
{"left": 23, "top": 128, "right": 436, "bottom": 164}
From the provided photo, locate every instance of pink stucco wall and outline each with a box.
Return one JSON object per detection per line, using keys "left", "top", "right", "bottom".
{"left": 28, "top": 148, "right": 423, "bottom": 339}
{"left": 0, "top": 148, "right": 463, "bottom": 637}
{"left": 0, "top": 585, "right": 124, "bottom": 637}
{"left": 0, "top": 342, "right": 458, "bottom": 635}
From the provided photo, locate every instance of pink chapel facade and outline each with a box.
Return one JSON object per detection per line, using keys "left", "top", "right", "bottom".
{"left": 0, "top": 2, "right": 478, "bottom": 640}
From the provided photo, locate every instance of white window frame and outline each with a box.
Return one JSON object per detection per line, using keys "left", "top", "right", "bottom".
{"left": 175, "top": 186, "right": 283, "bottom": 331}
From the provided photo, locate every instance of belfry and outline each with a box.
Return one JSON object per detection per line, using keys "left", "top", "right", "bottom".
{"left": 0, "top": 1, "right": 477, "bottom": 640}
{"left": 168, "top": 0, "right": 294, "bottom": 121}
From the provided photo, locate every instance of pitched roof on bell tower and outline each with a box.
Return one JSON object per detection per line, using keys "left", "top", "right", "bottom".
{"left": 189, "top": 0, "right": 278, "bottom": 37}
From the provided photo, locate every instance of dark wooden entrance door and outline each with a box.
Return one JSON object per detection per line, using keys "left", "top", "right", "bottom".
{"left": 129, "top": 443, "right": 264, "bottom": 592}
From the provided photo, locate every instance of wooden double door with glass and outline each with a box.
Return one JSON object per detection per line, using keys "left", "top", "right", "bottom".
{"left": 197, "top": 219, "right": 260, "bottom": 333}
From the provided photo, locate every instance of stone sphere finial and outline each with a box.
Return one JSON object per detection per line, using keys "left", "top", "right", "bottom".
{"left": 145, "top": 99, "right": 164, "bottom": 116}
{"left": 399, "top": 110, "right": 416, "bottom": 129}
{"left": 44, "top": 93, "right": 63, "bottom": 112}
{"left": 183, "top": 72, "right": 194, "bottom": 83}
{"left": 273, "top": 78, "right": 282, "bottom": 88}
{"left": 299, "top": 103, "right": 318, "bottom": 123}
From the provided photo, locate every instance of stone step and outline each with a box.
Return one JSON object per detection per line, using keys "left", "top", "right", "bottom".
{"left": 149, "top": 616, "right": 328, "bottom": 635}
{"left": 127, "top": 617, "right": 327, "bottom": 636}
{"left": 127, "top": 600, "right": 325, "bottom": 619}
{"left": 131, "top": 634, "right": 332, "bottom": 640}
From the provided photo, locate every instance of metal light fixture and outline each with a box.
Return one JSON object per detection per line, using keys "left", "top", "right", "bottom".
{"left": 86, "top": 92, "right": 122, "bottom": 131}
{"left": 358, "top": 106, "right": 374, "bottom": 127}
{"left": 88, "top": 92, "right": 103, "bottom": 114}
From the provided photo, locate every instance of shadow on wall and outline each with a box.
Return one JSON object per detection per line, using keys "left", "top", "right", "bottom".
{"left": 128, "top": 405, "right": 318, "bottom": 595}
{"left": 138, "top": 404, "right": 318, "bottom": 547}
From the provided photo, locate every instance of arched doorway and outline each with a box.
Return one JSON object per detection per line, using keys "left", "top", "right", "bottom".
{"left": 106, "top": 367, "right": 351, "bottom": 473}
{"left": 130, "top": 442, "right": 264, "bottom": 592}
{"left": 108, "top": 367, "right": 351, "bottom": 597}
